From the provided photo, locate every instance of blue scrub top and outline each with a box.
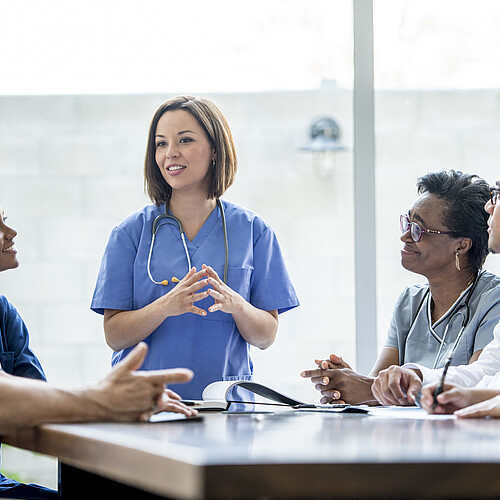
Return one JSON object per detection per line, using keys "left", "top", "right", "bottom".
{"left": 91, "top": 200, "right": 299, "bottom": 399}
{"left": 0, "top": 295, "right": 47, "bottom": 492}
{"left": 385, "top": 270, "right": 500, "bottom": 368}
{"left": 0, "top": 296, "right": 46, "bottom": 380}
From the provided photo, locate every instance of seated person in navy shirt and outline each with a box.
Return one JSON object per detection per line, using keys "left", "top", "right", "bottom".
{"left": 0, "top": 293, "right": 46, "bottom": 380}
{"left": 0, "top": 207, "right": 197, "bottom": 499}
{"left": 0, "top": 210, "right": 50, "bottom": 497}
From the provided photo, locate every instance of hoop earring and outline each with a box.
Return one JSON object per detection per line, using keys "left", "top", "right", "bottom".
{"left": 455, "top": 252, "right": 461, "bottom": 271}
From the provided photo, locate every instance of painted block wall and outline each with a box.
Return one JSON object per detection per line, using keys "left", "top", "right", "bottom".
{"left": 1, "top": 88, "right": 500, "bottom": 487}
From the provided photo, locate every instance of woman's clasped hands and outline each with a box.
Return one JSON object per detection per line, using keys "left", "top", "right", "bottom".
{"left": 301, "top": 354, "right": 357, "bottom": 405}
{"left": 163, "top": 264, "right": 242, "bottom": 317}
{"left": 160, "top": 266, "right": 210, "bottom": 317}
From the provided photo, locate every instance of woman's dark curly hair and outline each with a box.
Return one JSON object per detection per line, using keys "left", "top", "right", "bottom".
{"left": 416, "top": 170, "right": 490, "bottom": 272}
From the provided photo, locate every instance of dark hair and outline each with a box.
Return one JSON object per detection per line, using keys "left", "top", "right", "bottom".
{"left": 416, "top": 170, "right": 490, "bottom": 272}
{"left": 144, "top": 95, "right": 237, "bottom": 204}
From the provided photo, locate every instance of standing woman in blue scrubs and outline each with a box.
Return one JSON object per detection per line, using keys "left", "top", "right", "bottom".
{"left": 92, "top": 96, "right": 299, "bottom": 399}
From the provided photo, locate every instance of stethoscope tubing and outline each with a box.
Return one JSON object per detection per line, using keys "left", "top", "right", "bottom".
{"left": 147, "top": 198, "right": 228, "bottom": 286}
{"left": 403, "top": 271, "right": 481, "bottom": 367}
{"left": 431, "top": 311, "right": 467, "bottom": 369}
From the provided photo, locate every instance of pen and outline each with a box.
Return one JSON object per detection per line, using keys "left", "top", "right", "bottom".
{"left": 415, "top": 391, "right": 422, "bottom": 408}
{"left": 432, "top": 355, "right": 452, "bottom": 410}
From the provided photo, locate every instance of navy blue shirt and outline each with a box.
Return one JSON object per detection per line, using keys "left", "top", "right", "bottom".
{"left": 0, "top": 295, "right": 46, "bottom": 490}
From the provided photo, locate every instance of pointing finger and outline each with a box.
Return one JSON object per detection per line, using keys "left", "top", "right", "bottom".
{"left": 113, "top": 342, "right": 148, "bottom": 374}
{"left": 143, "top": 368, "right": 194, "bottom": 386}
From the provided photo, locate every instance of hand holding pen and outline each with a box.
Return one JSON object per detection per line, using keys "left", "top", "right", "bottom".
{"left": 420, "top": 383, "right": 479, "bottom": 415}
{"left": 420, "top": 356, "right": 471, "bottom": 414}
{"left": 431, "top": 356, "right": 452, "bottom": 410}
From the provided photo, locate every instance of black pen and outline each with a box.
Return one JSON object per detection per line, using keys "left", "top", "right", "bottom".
{"left": 432, "top": 355, "right": 452, "bottom": 410}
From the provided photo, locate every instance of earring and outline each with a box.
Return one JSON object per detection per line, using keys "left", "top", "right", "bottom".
{"left": 455, "top": 252, "right": 461, "bottom": 271}
{"left": 212, "top": 159, "right": 216, "bottom": 168}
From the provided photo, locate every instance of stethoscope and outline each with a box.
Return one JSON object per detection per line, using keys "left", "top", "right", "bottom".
{"left": 404, "top": 271, "right": 482, "bottom": 368}
{"left": 147, "top": 197, "right": 228, "bottom": 286}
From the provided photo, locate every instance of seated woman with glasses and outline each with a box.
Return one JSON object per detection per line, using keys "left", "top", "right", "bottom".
{"left": 376, "top": 181, "right": 500, "bottom": 411}
{"left": 301, "top": 170, "right": 500, "bottom": 406}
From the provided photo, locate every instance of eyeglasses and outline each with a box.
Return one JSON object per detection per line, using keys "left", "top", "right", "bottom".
{"left": 400, "top": 214, "right": 456, "bottom": 243}
{"left": 490, "top": 186, "right": 500, "bottom": 206}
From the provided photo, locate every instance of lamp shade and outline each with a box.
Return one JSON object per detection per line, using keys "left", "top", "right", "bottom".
{"left": 300, "top": 117, "right": 346, "bottom": 152}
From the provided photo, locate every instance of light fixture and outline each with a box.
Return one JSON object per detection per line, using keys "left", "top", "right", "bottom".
{"left": 299, "top": 117, "right": 346, "bottom": 175}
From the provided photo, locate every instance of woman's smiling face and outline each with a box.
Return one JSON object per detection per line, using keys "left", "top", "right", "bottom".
{"left": 400, "top": 192, "right": 460, "bottom": 279}
{"left": 0, "top": 207, "right": 18, "bottom": 272}
{"left": 154, "top": 109, "right": 215, "bottom": 197}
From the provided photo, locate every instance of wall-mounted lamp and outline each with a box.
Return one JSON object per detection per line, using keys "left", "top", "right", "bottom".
{"left": 299, "top": 117, "right": 347, "bottom": 176}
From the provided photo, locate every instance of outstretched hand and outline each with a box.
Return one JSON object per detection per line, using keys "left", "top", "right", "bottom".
{"left": 94, "top": 342, "right": 197, "bottom": 421}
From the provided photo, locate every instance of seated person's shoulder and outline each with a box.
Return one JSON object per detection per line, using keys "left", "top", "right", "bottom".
{"left": 477, "top": 270, "right": 500, "bottom": 292}
{"left": 0, "top": 295, "right": 13, "bottom": 313}
{"left": 473, "top": 271, "right": 500, "bottom": 305}
{"left": 395, "top": 283, "right": 428, "bottom": 308}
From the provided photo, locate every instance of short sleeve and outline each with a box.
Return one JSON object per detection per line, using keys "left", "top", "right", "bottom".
{"left": 249, "top": 227, "right": 299, "bottom": 314}
{"left": 384, "top": 290, "right": 408, "bottom": 350}
{"left": 383, "top": 285, "right": 428, "bottom": 366}
{"left": 385, "top": 312, "right": 399, "bottom": 349}
{"left": 91, "top": 227, "right": 137, "bottom": 315}
{"left": 0, "top": 297, "right": 46, "bottom": 381}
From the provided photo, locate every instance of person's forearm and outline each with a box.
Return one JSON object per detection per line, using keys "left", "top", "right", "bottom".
{"left": 369, "top": 346, "right": 400, "bottom": 377}
{"left": 468, "top": 388, "right": 500, "bottom": 407}
{"left": 104, "top": 300, "right": 168, "bottom": 351}
{"left": 232, "top": 303, "right": 278, "bottom": 349}
{"left": 353, "top": 375, "right": 378, "bottom": 405}
{"left": 0, "top": 373, "right": 106, "bottom": 435}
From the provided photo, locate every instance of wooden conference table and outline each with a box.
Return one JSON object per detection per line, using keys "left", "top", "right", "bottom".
{"left": 5, "top": 406, "right": 500, "bottom": 499}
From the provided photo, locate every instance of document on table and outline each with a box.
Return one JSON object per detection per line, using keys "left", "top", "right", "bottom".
{"left": 296, "top": 406, "right": 454, "bottom": 418}
{"left": 368, "top": 406, "right": 456, "bottom": 419}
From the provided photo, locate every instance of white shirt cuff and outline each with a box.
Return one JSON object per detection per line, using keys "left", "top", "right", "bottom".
{"left": 402, "top": 363, "right": 441, "bottom": 385}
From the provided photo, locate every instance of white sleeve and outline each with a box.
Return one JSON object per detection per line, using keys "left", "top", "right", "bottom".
{"left": 402, "top": 363, "right": 442, "bottom": 385}
{"left": 403, "top": 319, "right": 500, "bottom": 387}
{"left": 476, "top": 372, "right": 500, "bottom": 389}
